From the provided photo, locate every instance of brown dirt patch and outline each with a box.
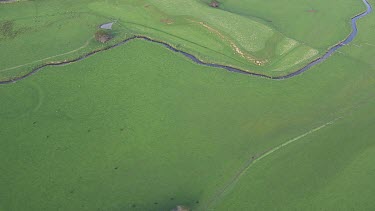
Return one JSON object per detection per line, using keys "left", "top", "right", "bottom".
{"left": 160, "top": 18, "right": 174, "bottom": 25}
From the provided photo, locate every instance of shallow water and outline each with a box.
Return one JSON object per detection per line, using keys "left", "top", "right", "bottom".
{"left": 100, "top": 22, "right": 114, "bottom": 30}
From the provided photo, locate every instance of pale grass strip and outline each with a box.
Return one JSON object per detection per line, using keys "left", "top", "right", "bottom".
{"left": 0, "top": 38, "right": 92, "bottom": 73}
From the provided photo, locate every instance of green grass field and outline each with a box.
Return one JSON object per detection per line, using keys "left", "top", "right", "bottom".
{"left": 0, "top": 0, "right": 367, "bottom": 80}
{"left": 1, "top": 0, "right": 375, "bottom": 210}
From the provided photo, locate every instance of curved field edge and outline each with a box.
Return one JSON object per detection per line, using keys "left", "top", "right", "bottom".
{"left": 200, "top": 0, "right": 375, "bottom": 208}
{"left": 1, "top": 35, "right": 375, "bottom": 211}
{"left": 88, "top": 0, "right": 315, "bottom": 71}
{"left": 1, "top": 1, "right": 375, "bottom": 211}
{"left": 0, "top": 0, "right": 371, "bottom": 83}
{"left": 210, "top": 0, "right": 365, "bottom": 49}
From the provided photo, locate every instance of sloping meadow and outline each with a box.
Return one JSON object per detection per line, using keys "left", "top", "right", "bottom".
{"left": 0, "top": 0, "right": 341, "bottom": 81}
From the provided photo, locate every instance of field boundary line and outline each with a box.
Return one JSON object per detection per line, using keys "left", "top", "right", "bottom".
{"left": 204, "top": 116, "right": 343, "bottom": 210}
{"left": 0, "top": 38, "right": 92, "bottom": 73}
{"left": 0, "top": 0, "right": 371, "bottom": 84}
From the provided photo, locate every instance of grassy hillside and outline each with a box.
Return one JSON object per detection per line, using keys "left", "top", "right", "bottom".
{"left": 213, "top": 99, "right": 375, "bottom": 210}
{"left": 210, "top": 0, "right": 365, "bottom": 49}
{"left": 0, "top": 0, "right": 374, "bottom": 211}
{"left": 0, "top": 0, "right": 366, "bottom": 81}
{"left": 212, "top": 0, "right": 375, "bottom": 209}
{"left": 1, "top": 28, "right": 375, "bottom": 211}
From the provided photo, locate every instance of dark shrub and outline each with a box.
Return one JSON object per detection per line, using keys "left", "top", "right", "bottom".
{"left": 209, "top": 0, "right": 220, "bottom": 8}
{"left": 95, "top": 30, "right": 112, "bottom": 43}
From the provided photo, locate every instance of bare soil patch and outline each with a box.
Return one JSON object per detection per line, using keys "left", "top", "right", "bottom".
{"left": 160, "top": 18, "right": 174, "bottom": 25}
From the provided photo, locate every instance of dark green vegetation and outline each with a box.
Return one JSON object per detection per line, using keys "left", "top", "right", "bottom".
{"left": 1, "top": 0, "right": 375, "bottom": 210}
{"left": 95, "top": 29, "right": 112, "bottom": 43}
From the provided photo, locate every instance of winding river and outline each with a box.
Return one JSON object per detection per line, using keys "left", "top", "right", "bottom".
{"left": 0, "top": 0, "right": 372, "bottom": 84}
